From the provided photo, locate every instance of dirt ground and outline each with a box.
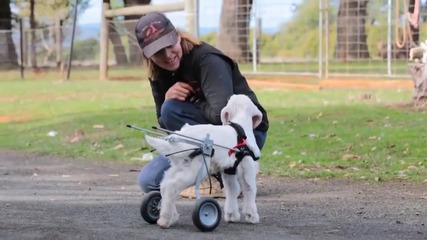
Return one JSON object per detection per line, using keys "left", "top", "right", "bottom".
{"left": 0, "top": 149, "right": 425, "bottom": 240}
{"left": 246, "top": 78, "right": 414, "bottom": 90}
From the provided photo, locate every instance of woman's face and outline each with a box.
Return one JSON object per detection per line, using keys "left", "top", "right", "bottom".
{"left": 150, "top": 35, "right": 182, "bottom": 71}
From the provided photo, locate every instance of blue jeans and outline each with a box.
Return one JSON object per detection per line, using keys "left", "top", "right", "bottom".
{"left": 137, "top": 99, "right": 267, "bottom": 193}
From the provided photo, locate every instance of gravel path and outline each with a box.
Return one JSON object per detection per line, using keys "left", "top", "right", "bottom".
{"left": 0, "top": 149, "right": 425, "bottom": 240}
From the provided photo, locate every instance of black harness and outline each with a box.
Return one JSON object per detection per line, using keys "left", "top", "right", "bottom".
{"left": 223, "top": 122, "right": 258, "bottom": 175}
{"left": 184, "top": 122, "right": 257, "bottom": 176}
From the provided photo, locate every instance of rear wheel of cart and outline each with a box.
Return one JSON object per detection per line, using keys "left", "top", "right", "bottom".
{"left": 140, "top": 191, "right": 162, "bottom": 224}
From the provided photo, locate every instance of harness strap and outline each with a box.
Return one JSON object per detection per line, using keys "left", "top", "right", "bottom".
{"left": 230, "top": 122, "right": 247, "bottom": 140}
{"left": 188, "top": 148, "right": 215, "bottom": 159}
{"left": 224, "top": 122, "right": 257, "bottom": 175}
{"left": 183, "top": 122, "right": 257, "bottom": 176}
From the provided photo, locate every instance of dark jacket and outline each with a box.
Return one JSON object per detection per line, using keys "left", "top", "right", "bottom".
{"left": 149, "top": 42, "right": 269, "bottom": 132}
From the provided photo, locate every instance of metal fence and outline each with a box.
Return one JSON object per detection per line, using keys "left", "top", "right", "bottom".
{"left": 0, "top": 0, "right": 425, "bottom": 79}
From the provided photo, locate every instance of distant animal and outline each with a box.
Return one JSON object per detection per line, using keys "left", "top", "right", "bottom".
{"left": 409, "top": 40, "right": 427, "bottom": 63}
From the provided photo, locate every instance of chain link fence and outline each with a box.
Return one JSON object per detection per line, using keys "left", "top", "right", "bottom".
{"left": 0, "top": 0, "right": 425, "bottom": 79}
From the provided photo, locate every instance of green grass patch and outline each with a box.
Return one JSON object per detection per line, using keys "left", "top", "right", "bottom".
{"left": 0, "top": 80, "right": 426, "bottom": 182}
{"left": 1, "top": 59, "right": 413, "bottom": 82}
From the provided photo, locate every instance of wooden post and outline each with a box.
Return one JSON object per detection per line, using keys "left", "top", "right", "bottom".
{"left": 408, "top": 63, "right": 427, "bottom": 107}
{"left": 185, "top": 0, "right": 198, "bottom": 37}
{"left": 324, "top": 0, "right": 329, "bottom": 79}
{"left": 23, "top": 29, "right": 28, "bottom": 67}
{"left": 104, "top": 3, "right": 185, "bottom": 18}
{"left": 66, "top": 0, "right": 79, "bottom": 81}
{"left": 58, "top": 19, "right": 64, "bottom": 81}
{"left": 55, "top": 14, "right": 63, "bottom": 68}
{"left": 99, "top": 2, "right": 110, "bottom": 80}
{"left": 19, "top": 18, "right": 24, "bottom": 79}
{"left": 318, "top": 0, "right": 323, "bottom": 79}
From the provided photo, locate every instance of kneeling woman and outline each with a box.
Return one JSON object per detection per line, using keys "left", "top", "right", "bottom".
{"left": 134, "top": 11, "right": 269, "bottom": 193}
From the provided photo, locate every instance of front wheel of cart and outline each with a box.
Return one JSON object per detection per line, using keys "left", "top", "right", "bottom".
{"left": 192, "top": 197, "right": 222, "bottom": 232}
{"left": 140, "top": 191, "right": 162, "bottom": 224}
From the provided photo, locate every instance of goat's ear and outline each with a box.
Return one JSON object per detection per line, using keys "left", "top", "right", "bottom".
{"left": 144, "top": 135, "right": 171, "bottom": 155}
{"left": 252, "top": 107, "right": 263, "bottom": 129}
{"left": 220, "top": 106, "right": 231, "bottom": 125}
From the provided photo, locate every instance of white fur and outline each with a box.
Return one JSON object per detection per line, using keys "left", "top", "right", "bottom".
{"left": 409, "top": 40, "right": 427, "bottom": 63}
{"left": 144, "top": 94, "right": 263, "bottom": 228}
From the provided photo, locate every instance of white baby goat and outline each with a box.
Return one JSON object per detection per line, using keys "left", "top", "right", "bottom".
{"left": 144, "top": 94, "right": 263, "bottom": 229}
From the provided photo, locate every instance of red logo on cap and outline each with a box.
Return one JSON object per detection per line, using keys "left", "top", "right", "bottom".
{"left": 142, "top": 21, "right": 165, "bottom": 43}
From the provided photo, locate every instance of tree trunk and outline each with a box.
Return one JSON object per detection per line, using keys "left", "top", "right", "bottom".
{"left": 216, "top": 0, "right": 253, "bottom": 63}
{"left": 334, "top": 0, "right": 370, "bottom": 60}
{"left": 408, "top": 63, "right": 427, "bottom": 107}
{"left": 104, "top": 0, "right": 128, "bottom": 65}
{"left": 0, "top": 0, "right": 18, "bottom": 68}
{"left": 29, "top": 0, "right": 38, "bottom": 68}
{"left": 408, "top": 0, "right": 420, "bottom": 45}
{"left": 108, "top": 22, "right": 128, "bottom": 65}
{"left": 123, "top": 0, "right": 151, "bottom": 64}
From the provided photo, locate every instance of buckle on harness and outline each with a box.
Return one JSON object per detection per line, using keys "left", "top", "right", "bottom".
{"left": 228, "top": 138, "right": 247, "bottom": 156}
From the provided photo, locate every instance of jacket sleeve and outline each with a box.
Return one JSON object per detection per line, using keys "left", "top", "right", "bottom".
{"left": 196, "top": 54, "right": 234, "bottom": 124}
{"left": 149, "top": 80, "right": 166, "bottom": 127}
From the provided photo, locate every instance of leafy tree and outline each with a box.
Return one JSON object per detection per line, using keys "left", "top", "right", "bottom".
{"left": 11, "top": 0, "right": 90, "bottom": 68}
{"left": 266, "top": 0, "right": 329, "bottom": 58}
{"left": 13, "top": 0, "right": 90, "bottom": 27}
{"left": 255, "top": 0, "right": 387, "bottom": 60}
{"left": 200, "top": 32, "right": 217, "bottom": 46}
{"left": 66, "top": 37, "right": 98, "bottom": 60}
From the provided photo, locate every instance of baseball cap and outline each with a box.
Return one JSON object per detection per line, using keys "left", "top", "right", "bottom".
{"left": 135, "top": 12, "right": 178, "bottom": 58}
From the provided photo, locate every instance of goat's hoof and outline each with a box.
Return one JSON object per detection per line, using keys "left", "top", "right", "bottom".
{"left": 245, "top": 213, "right": 260, "bottom": 224}
{"left": 157, "top": 212, "right": 179, "bottom": 228}
{"left": 224, "top": 212, "right": 240, "bottom": 223}
{"left": 157, "top": 217, "right": 171, "bottom": 228}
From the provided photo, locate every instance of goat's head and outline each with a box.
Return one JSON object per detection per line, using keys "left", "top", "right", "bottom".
{"left": 220, "top": 94, "right": 263, "bottom": 129}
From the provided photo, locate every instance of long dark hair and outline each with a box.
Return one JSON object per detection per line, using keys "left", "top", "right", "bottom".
{"left": 145, "top": 31, "right": 201, "bottom": 80}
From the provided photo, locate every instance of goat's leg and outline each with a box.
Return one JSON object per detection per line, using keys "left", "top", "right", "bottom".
{"left": 222, "top": 172, "right": 241, "bottom": 222}
{"left": 157, "top": 161, "right": 201, "bottom": 228}
{"left": 157, "top": 167, "right": 180, "bottom": 228}
{"left": 237, "top": 156, "right": 259, "bottom": 224}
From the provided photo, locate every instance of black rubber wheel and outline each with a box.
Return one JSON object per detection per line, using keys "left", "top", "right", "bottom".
{"left": 192, "top": 197, "right": 222, "bottom": 232}
{"left": 140, "top": 191, "right": 162, "bottom": 224}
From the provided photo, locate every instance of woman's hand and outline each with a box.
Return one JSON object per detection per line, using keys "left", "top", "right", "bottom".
{"left": 165, "top": 82, "right": 195, "bottom": 101}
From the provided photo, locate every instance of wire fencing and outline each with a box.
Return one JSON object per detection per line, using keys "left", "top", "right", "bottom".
{"left": 0, "top": 0, "right": 425, "bottom": 79}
